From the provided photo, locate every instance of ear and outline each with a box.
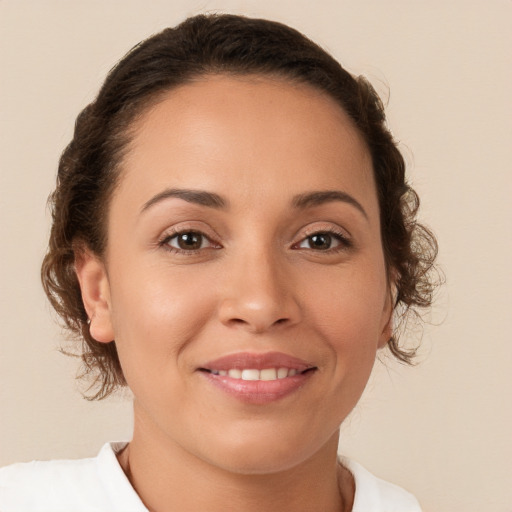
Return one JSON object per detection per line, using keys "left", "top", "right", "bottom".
{"left": 377, "top": 282, "right": 396, "bottom": 349}
{"left": 74, "top": 247, "right": 114, "bottom": 343}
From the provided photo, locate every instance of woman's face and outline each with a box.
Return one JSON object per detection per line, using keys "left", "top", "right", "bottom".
{"left": 82, "top": 75, "right": 392, "bottom": 474}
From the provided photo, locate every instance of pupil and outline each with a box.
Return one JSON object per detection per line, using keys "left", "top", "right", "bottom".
{"left": 310, "top": 233, "right": 331, "bottom": 250}
{"left": 178, "top": 232, "right": 201, "bottom": 250}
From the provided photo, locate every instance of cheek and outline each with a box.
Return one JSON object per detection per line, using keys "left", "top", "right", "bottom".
{"left": 302, "top": 261, "right": 387, "bottom": 363}
{"left": 108, "top": 266, "right": 215, "bottom": 377}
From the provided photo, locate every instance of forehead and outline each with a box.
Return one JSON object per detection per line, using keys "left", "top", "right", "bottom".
{"left": 114, "top": 74, "right": 377, "bottom": 218}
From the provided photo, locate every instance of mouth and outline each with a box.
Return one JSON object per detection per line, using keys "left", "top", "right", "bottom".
{"left": 198, "top": 352, "right": 317, "bottom": 404}
{"left": 200, "top": 367, "right": 315, "bottom": 380}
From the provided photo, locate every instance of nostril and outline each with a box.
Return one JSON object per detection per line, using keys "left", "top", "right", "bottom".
{"left": 218, "top": 296, "right": 300, "bottom": 332}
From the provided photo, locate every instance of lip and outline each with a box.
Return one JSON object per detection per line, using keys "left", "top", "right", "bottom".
{"left": 198, "top": 351, "right": 317, "bottom": 405}
{"left": 200, "top": 351, "right": 314, "bottom": 372}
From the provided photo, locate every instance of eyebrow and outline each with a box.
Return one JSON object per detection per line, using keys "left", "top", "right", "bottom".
{"left": 141, "top": 188, "right": 227, "bottom": 213}
{"left": 292, "top": 190, "right": 368, "bottom": 219}
{"left": 140, "top": 187, "right": 367, "bottom": 219}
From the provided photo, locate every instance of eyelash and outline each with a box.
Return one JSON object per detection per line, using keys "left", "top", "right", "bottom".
{"left": 158, "top": 227, "right": 352, "bottom": 256}
{"left": 159, "top": 229, "right": 220, "bottom": 255}
{"left": 293, "top": 228, "right": 352, "bottom": 253}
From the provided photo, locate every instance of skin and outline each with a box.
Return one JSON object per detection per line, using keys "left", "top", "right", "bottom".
{"left": 76, "top": 75, "right": 393, "bottom": 512}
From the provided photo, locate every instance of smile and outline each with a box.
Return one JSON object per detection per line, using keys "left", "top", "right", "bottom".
{"left": 207, "top": 367, "right": 306, "bottom": 380}
{"left": 199, "top": 352, "right": 317, "bottom": 404}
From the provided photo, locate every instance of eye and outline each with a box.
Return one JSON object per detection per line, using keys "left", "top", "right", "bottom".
{"left": 296, "top": 230, "right": 350, "bottom": 251}
{"left": 163, "top": 231, "right": 217, "bottom": 252}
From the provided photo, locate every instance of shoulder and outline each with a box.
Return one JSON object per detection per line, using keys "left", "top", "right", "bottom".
{"left": 0, "top": 456, "right": 102, "bottom": 512}
{"left": 0, "top": 442, "right": 146, "bottom": 512}
{"left": 342, "top": 457, "right": 423, "bottom": 512}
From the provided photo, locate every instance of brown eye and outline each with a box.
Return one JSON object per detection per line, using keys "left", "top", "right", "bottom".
{"left": 168, "top": 231, "right": 207, "bottom": 251}
{"left": 307, "top": 233, "right": 333, "bottom": 250}
{"left": 296, "top": 230, "right": 350, "bottom": 252}
{"left": 299, "top": 232, "right": 340, "bottom": 251}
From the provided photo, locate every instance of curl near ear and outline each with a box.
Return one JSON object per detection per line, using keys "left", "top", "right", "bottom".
{"left": 377, "top": 278, "right": 397, "bottom": 350}
{"left": 74, "top": 248, "right": 115, "bottom": 343}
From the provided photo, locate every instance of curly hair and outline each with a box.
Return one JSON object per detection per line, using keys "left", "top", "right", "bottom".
{"left": 41, "top": 13, "right": 439, "bottom": 399}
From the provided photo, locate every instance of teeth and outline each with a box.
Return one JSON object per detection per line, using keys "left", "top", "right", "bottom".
{"left": 241, "top": 369, "right": 260, "bottom": 381}
{"left": 228, "top": 369, "right": 242, "bottom": 379}
{"left": 260, "top": 368, "right": 277, "bottom": 381}
{"left": 277, "top": 367, "right": 289, "bottom": 379}
{"left": 213, "top": 368, "right": 302, "bottom": 381}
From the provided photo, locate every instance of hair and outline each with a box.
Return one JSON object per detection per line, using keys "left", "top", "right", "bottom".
{"left": 41, "top": 13, "right": 439, "bottom": 399}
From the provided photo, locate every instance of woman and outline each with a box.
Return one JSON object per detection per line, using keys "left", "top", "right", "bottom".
{"left": 0, "top": 13, "right": 437, "bottom": 512}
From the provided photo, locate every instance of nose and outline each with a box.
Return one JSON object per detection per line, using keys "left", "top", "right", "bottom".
{"left": 217, "top": 248, "right": 301, "bottom": 334}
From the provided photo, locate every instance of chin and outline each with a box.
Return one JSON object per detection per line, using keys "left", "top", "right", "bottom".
{"left": 196, "top": 423, "right": 337, "bottom": 476}
{"left": 205, "top": 447, "right": 307, "bottom": 476}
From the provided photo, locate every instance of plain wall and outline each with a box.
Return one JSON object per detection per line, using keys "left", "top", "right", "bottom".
{"left": 1, "top": 1, "right": 511, "bottom": 511}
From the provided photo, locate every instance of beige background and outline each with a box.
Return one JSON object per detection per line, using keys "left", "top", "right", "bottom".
{"left": 1, "top": 1, "right": 511, "bottom": 510}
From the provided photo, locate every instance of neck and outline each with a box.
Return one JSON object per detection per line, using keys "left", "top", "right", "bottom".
{"left": 117, "top": 405, "right": 354, "bottom": 512}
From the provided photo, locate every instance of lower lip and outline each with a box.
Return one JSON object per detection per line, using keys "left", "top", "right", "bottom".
{"left": 201, "top": 371, "right": 315, "bottom": 405}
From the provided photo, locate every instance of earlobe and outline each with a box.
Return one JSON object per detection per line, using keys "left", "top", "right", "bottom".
{"left": 378, "top": 283, "right": 396, "bottom": 349}
{"left": 74, "top": 248, "right": 114, "bottom": 343}
{"left": 378, "top": 311, "right": 393, "bottom": 349}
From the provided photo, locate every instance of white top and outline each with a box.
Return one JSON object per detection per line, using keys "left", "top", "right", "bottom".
{"left": 0, "top": 442, "right": 422, "bottom": 511}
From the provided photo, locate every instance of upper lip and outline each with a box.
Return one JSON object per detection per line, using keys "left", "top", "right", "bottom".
{"left": 200, "top": 351, "right": 316, "bottom": 372}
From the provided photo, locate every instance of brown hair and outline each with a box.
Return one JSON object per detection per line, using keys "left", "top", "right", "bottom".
{"left": 41, "top": 13, "right": 439, "bottom": 399}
